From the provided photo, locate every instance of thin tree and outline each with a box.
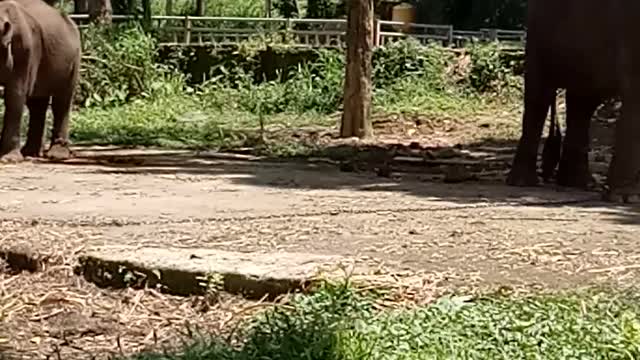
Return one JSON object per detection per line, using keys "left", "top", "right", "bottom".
{"left": 340, "top": 0, "right": 373, "bottom": 139}
{"left": 89, "top": 0, "right": 113, "bottom": 24}
{"left": 195, "top": 0, "right": 204, "bottom": 15}
{"left": 74, "top": 0, "right": 89, "bottom": 14}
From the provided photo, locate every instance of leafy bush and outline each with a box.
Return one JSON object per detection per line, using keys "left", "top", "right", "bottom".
{"left": 467, "top": 42, "right": 522, "bottom": 95}
{"left": 188, "top": 39, "right": 525, "bottom": 118}
{"left": 147, "top": 0, "right": 264, "bottom": 16}
{"left": 130, "top": 283, "right": 640, "bottom": 360}
{"left": 306, "top": 0, "right": 345, "bottom": 18}
{"left": 79, "top": 23, "right": 186, "bottom": 108}
{"left": 78, "top": 27, "right": 522, "bottom": 117}
{"left": 283, "top": 49, "right": 345, "bottom": 113}
{"left": 196, "top": 48, "right": 344, "bottom": 115}
{"left": 372, "top": 39, "right": 455, "bottom": 90}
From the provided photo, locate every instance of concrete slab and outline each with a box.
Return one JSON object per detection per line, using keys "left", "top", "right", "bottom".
{"left": 76, "top": 245, "right": 346, "bottom": 299}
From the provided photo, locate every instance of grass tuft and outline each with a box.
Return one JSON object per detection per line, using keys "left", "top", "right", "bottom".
{"left": 128, "top": 282, "right": 640, "bottom": 360}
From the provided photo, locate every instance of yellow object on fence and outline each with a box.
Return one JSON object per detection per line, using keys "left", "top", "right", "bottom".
{"left": 391, "top": 2, "right": 415, "bottom": 33}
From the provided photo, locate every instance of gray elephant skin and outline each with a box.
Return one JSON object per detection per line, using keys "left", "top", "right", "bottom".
{"left": 507, "top": 0, "right": 640, "bottom": 202}
{"left": 0, "top": 0, "right": 81, "bottom": 162}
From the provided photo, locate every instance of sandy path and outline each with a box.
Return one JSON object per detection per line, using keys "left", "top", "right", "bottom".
{"left": 1, "top": 147, "right": 638, "bottom": 291}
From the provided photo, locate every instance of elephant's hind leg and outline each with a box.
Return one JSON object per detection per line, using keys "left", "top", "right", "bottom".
{"left": 605, "top": 11, "right": 640, "bottom": 203}
{"left": 46, "top": 86, "right": 74, "bottom": 161}
{"left": 606, "top": 99, "right": 640, "bottom": 203}
{"left": 21, "top": 97, "right": 50, "bottom": 158}
{"left": 556, "top": 93, "right": 600, "bottom": 188}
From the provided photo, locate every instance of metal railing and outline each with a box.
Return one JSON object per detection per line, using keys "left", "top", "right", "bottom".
{"left": 375, "top": 20, "right": 454, "bottom": 47}
{"left": 68, "top": 14, "right": 526, "bottom": 48}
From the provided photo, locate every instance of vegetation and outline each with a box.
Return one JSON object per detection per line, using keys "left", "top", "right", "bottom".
{"left": 126, "top": 281, "right": 640, "bottom": 360}
{"left": 155, "top": 0, "right": 265, "bottom": 17}
{"left": 415, "top": 0, "right": 527, "bottom": 30}
{"left": 79, "top": 23, "right": 185, "bottom": 108}
{"left": 142, "top": 0, "right": 527, "bottom": 29}
{"left": 71, "top": 24, "right": 522, "bottom": 154}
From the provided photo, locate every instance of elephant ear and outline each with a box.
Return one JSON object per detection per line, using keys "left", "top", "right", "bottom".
{"left": 0, "top": 20, "right": 12, "bottom": 48}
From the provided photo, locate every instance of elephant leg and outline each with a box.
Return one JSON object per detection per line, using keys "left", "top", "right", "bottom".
{"left": 604, "top": 11, "right": 640, "bottom": 203}
{"left": 21, "top": 97, "right": 50, "bottom": 158}
{"left": 556, "top": 92, "right": 601, "bottom": 188}
{"left": 507, "top": 63, "right": 556, "bottom": 186}
{"left": 606, "top": 93, "right": 640, "bottom": 202}
{"left": 46, "top": 87, "right": 74, "bottom": 161}
{"left": 0, "top": 87, "right": 27, "bottom": 163}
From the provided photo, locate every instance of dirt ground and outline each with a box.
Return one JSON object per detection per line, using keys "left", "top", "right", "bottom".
{"left": 2, "top": 111, "right": 640, "bottom": 359}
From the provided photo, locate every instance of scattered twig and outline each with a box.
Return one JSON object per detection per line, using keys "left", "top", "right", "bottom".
{"left": 29, "top": 309, "right": 65, "bottom": 322}
{"left": 588, "top": 264, "right": 640, "bottom": 274}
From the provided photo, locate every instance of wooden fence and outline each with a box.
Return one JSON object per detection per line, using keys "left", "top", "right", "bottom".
{"left": 68, "top": 14, "right": 526, "bottom": 48}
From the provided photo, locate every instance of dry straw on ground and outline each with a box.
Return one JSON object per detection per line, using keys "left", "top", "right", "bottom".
{"left": 0, "top": 262, "right": 263, "bottom": 360}
{"left": 0, "top": 218, "right": 267, "bottom": 360}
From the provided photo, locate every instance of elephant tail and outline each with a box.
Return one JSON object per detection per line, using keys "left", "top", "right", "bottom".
{"left": 540, "top": 89, "right": 562, "bottom": 181}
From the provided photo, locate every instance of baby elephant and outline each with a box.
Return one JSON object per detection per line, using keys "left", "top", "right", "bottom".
{"left": 0, "top": 0, "right": 81, "bottom": 162}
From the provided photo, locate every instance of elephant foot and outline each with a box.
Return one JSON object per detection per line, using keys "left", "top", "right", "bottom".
{"left": 21, "top": 145, "right": 43, "bottom": 158}
{"left": 556, "top": 152, "right": 592, "bottom": 189}
{"left": 0, "top": 149, "right": 24, "bottom": 163}
{"left": 603, "top": 187, "right": 640, "bottom": 204}
{"left": 556, "top": 168, "right": 593, "bottom": 189}
{"left": 46, "top": 143, "right": 73, "bottom": 161}
{"left": 506, "top": 164, "right": 539, "bottom": 187}
{"left": 603, "top": 155, "right": 640, "bottom": 203}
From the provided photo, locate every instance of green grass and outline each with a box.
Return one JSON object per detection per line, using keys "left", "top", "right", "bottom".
{"left": 127, "top": 282, "right": 640, "bottom": 360}
{"left": 70, "top": 28, "right": 524, "bottom": 155}
{"left": 71, "top": 94, "right": 334, "bottom": 152}
{"left": 69, "top": 81, "right": 517, "bottom": 156}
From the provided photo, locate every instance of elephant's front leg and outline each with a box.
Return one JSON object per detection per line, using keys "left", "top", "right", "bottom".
{"left": 0, "top": 86, "right": 26, "bottom": 163}
{"left": 556, "top": 92, "right": 600, "bottom": 188}
{"left": 507, "top": 64, "right": 556, "bottom": 186}
{"left": 21, "top": 97, "right": 50, "bottom": 158}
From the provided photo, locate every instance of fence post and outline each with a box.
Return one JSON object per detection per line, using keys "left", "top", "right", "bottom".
{"left": 285, "top": 18, "right": 292, "bottom": 43}
{"left": 446, "top": 25, "right": 453, "bottom": 46}
{"left": 490, "top": 28, "right": 498, "bottom": 41}
{"left": 184, "top": 15, "right": 191, "bottom": 45}
{"left": 374, "top": 18, "right": 381, "bottom": 47}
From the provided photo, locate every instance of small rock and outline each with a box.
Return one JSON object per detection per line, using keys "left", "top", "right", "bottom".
{"left": 434, "top": 148, "right": 460, "bottom": 159}
{"left": 339, "top": 162, "right": 356, "bottom": 172}
{"left": 376, "top": 163, "right": 392, "bottom": 177}
{"left": 443, "top": 165, "right": 475, "bottom": 183}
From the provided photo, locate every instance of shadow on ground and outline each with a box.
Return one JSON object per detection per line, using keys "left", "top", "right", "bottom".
{"left": 55, "top": 125, "right": 640, "bottom": 227}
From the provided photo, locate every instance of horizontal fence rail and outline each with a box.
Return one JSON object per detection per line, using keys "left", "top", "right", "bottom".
{"left": 68, "top": 14, "right": 526, "bottom": 49}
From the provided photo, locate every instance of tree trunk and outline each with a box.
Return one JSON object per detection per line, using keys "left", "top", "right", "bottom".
{"left": 195, "top": 0, "right": 204, "bottom": 16}
{"left": 89, "top": 0, "right": 113, "bottom": 24}
{"left": 165, "top": 0, "right": 173, "bottom": 15}
{"left": 265, "top": 0, "right": 272, "bottom": 17}
{"left": 142, "top": 0, "right": 151, "bottom": 31}
{"left": 340, "top": 0, "right": 374, "bottom": 139}
{"left": 74, "top": 0, "right": 89, "bottom": 13}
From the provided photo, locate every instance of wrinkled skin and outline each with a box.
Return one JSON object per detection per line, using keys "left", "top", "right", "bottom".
{"left": 0, "top": 0, "right": 81, "bottom": 162}
{"left": 507, "top": 0, "right": 640, "bottom": 203}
